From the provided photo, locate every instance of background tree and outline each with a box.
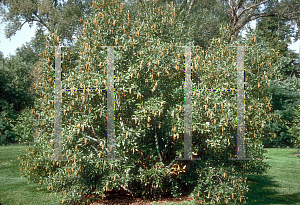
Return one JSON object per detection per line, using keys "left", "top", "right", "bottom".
{"left": 271, "top": 0, "right": 300, "bottom": 42}
{"left": 0, "top": 0, "right": 94, "bottom": 44}
{"left": 245, "top": 7, "right": 300, "bottom": 148}
{"left": 166, "top": 0, "right": 300, "bottom": 48}
{"left": 0, "top": 51, "right": 4, "bottom": 61}
{"left": 129, "top": 0, "right": 233, "bottom": 50}
{"left": 14, "top": 27, "right": 47, "bottom": 65}
{"left": 288, "top": 104, "right": 300, "bottom": 150}
{"left": 0, "top": 55, "right": 37, "bottom": 145}
{"left": 174, "top": 0, "right": 232, "bottom": 50}
{"left": 0, "top": 27, "right": 56, "bottom": 145}
{"left": 0, "top": 0, "right": 91, "bottom": 145}
{"left": 264, "top": 76, "right": 300, "bottom": 148}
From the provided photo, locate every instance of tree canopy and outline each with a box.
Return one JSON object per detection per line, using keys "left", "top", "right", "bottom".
{"left": 0, "top": 0, "right": 94, "bottom": 44}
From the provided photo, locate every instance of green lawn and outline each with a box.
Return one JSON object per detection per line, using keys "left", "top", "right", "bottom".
{"left": 0, "top": 145, "right": 300, "bottom": 205}
{"left": 0, "top": 144, "right": 64, "bottom": 205}
{"left": 243, "top": 147, "right": 300, "bottom": 205}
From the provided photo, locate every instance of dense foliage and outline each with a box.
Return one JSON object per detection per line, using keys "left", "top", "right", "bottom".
{"left": 288, "top": 104, "right": 300, "bottom": 150}
{"left": 252, "top": 14, "right": 300, "bottom": 148}
{"left": 0, "top": 55, "right": 37, "bottom": 145}
{"left": 262, "top": 75, "right": 300, "bottom": 148}
{"left": 18, "top": 0, "right": 289, "bottom": 204}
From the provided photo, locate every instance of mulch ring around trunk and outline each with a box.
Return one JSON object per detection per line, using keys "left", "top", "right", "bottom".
{"left": 69, "top": 189, "right": 202, "bottom": 205}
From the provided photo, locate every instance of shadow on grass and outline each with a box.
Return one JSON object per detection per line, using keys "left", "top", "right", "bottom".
{"left": 244, "top": 174, "right": 300, "bottom": 205}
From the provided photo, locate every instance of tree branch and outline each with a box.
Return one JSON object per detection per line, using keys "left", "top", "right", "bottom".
{"left": 84, "top": 134, "right": 103, "bottom": 143}
{"left": 232, "top": 11, "right": 276, "bottom": 37}
{"left": 90, "top": 144, "right": 99, "bottom": 154}
{"left": 237, "top": 0, "right": 268, "bottom": 19}
{"left": 90, "top": 124, "right": 96, "bottom": 137}
{"left": 19, "top": 20, "right": 29, "bottom": 29}
{"left": 237, "top": 0, "right": 246, "bottom": 10}
{"left": 247, "top": 11, "right": 277, "bottom": 23}
{"left": 32, "top": 12, "right": 52, "bottom": 33}
{"left": 120, "top": 185, "right": 133, "bottom": 196}
{"left": 167, "top": 159, "right": 176, "bottom": 168}
{"left": 186, "top": 0, "right": 195, "bottom": 18}
{"left": 230, "top": 0, "right": 235, "bottom": 10}
{"left": 154, "top": 125, "right": 162, "bottom": 162}
{"left": 179, "top": 0, "right": 188, "bottom": 12}
{"left": 138, "top": 0, "right": 145, "bottom": 7}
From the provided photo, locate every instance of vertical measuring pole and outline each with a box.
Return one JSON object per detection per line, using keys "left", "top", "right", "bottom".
{"left": 176, "top": 46, "right": 201, "bottom": 161}
{"left": 236, "top": 46, "right": 246, "bottom": 160}
{"left": 107, "top": 46, "right": 115, "bottom": 159}
{"left": 229, "top": 45, "right": 252, "bottom": 161}
{"left": 183, "top": 46, "right": 192, "bottom": 159}
{"left": 51, "top": 45, "right": 124, "bottom": 161}
{"left": 54, "top": 45, "right": 62, "bottom": 160}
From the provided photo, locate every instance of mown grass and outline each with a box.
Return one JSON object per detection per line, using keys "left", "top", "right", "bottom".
{"left": 243, "top": 147, "right": 300, "bottom": 205}
{"left": 0, "top": 144, "right": 64, "bottom": 205}
{"left": 1, "top": 145, "right": 300, "bottom": 205}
